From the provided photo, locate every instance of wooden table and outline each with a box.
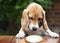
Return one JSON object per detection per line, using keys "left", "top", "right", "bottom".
{"left": 0, "top": 36, "right": 15, "bottom": 43}
{"left": 0, "top": 36, "right": 60, "bottom": 43}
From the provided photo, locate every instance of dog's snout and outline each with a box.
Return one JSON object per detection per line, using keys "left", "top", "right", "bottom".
{"left": 32, "top": 27, "right": 37, "bottom": 31}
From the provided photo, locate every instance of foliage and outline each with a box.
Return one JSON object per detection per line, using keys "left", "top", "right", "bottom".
{"left": 0, "top": 0, "right": 53, "bottom": 35}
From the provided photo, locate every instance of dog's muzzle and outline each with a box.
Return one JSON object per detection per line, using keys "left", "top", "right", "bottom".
{"left": 28, "top": 26, "right": 37, "bottom": 31}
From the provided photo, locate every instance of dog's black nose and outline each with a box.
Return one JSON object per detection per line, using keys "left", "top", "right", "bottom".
{"left": 32, "top": 27, "right": 37, "bottom": 31}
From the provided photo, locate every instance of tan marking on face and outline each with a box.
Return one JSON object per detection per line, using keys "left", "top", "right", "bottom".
{"left": 28, "top": 6, "right": 43, "bottom": 30}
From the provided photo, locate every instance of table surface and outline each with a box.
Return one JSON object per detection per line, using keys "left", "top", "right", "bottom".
{"left": 0, "top": 36, "right": 60, "bottom": 43}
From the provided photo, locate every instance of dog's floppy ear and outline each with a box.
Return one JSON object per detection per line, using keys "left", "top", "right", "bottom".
{"left": 43, "top": 10, "right": 49, "bottom": 31}
{"left": 21, "top": 9, "right": 29, "bottom": 28}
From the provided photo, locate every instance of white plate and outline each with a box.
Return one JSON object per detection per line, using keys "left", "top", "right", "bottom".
{"left": 26, "top": 35, "right": 42, "bottom": 43}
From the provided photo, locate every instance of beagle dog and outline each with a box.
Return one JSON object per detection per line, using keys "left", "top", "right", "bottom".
{"left": 16, "top": 3, "right": 59, "bottom": 39}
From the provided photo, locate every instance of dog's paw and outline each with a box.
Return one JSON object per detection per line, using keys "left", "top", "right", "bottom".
{"left": 16, "top": 32, "right": 25, "bottom": 39}
{"left": 48, "top": 32, "right": 59, "bottom": 38}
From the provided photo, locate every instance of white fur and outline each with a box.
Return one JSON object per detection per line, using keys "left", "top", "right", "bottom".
{"left": 45, "top": 29, "right": 59, "bottom": 37}
{"left": 16, "top": 31, "right": 25, "bottom": 39}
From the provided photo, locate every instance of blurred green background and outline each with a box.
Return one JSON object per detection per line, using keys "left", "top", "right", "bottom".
{"left": 0, "top": 0, "right": 53, "bottom": 35}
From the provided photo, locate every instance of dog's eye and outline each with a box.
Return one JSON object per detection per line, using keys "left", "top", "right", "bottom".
{"left": 38, "top": 18, "right": 42, "bottom": 21}
{"left": 29, "top": 17, "right": 33, "bottom": 20}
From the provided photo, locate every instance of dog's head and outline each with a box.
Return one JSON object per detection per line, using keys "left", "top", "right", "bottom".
{"left": 21, "top": 3, "right": 46, "bottom": 31}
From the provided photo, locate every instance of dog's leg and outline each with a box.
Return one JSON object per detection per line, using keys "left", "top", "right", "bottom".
{"left": 43, "top": 17, "right": 59, "bottom": 37}
{"left": 16, "top": 9, "right": 29, "bottom": 39}
{"left": 45, "top": 28, "right": 59, "bottom": 37}
{"left": 43, "top": 10, "right": 59, "bottom": 37}
{"left": 16, "top": 28, "right": 25, "bottom": 39}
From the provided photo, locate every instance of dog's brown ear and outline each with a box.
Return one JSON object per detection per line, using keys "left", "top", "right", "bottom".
{"left": 21, "top": 9, "right": 29, "bottom": 28}
{"left": 43, "top": 10, "right": 49, "bottom": 31}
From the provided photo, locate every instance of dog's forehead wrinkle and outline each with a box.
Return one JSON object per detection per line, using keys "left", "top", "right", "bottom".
{"left": 28, "top": 9, "right": 43, "bottom": 18}
{"left": 29, "top": 12, "right": 42, "bottom": 18}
